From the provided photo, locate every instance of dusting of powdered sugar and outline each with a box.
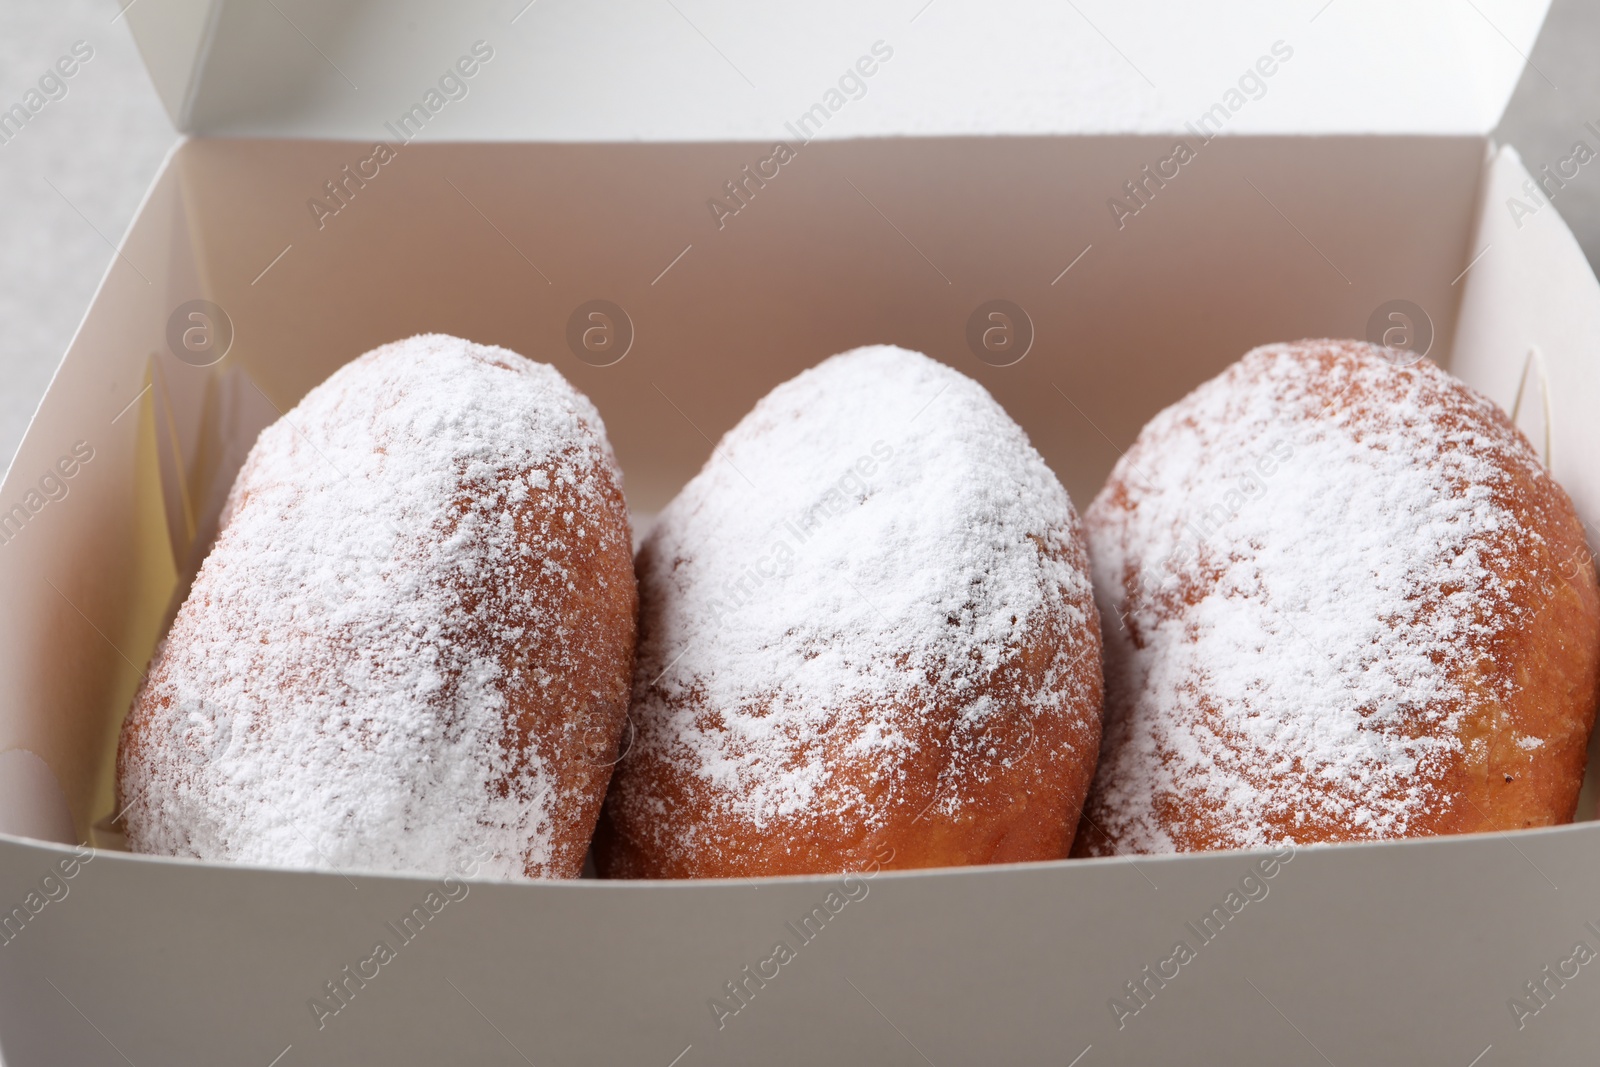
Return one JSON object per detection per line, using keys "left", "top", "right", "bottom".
{"left": 1083, "top": 339, "right": 1550, "bottom": 854}
{"left": 619, "top": 345, "right": 1098, "bottom": 855}
{"left": 118, "top": 334, "right": 621, "bottom": 879}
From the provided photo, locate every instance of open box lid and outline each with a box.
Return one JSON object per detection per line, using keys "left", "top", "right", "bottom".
{"left": 124, "top": 0, "right": 1551, "bottom": 141}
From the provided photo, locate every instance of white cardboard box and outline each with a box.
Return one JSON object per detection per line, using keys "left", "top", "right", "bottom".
{"left": 4, "top": 1, "right": 1600, "bottom": 1063}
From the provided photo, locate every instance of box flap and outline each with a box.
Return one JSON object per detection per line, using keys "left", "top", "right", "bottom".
{"left": 127, "top": 0, "right": 1550, "bottom": 141}
{"left": 1452, "top": 143, "right": 1600, "bottom": 543}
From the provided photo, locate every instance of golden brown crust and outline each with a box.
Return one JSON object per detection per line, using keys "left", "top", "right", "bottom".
{"left": 594, "top": 346, "right": 1103, "bottom": 879}
{"left": 597, "top": 531, "right": 1103, "bottom": 878}
{"left": 481, "top": 450, "right": 638, "bottom": 877}
{"left": 116, "top": 337, "right": 636, "bottom": 879}
{"left": 1075, "top": 339, "right": 1600, "bottom": 856}
{"left": 1441, "top": 468, "right": 1598, "bottom": 834}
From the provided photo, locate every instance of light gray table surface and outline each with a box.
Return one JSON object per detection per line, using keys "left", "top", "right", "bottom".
{"left": 0, "top": 0, "right": 175, "bottom": 472}
{"left": 1, "top": 1, "right": 1596, "bottom": 475}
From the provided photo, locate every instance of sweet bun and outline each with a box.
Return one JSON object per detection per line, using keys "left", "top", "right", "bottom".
{"left": 597, "top": 345, "right": 1103, "bottom": 878}
{"left": 1075, "top": 339, "right": 1600, "bottom": 856}
{"left": 117, "top": 334, "right": 637, "bottom": 879}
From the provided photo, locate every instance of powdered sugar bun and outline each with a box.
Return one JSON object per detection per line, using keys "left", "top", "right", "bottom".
{"left": 117, "top": 334, "right": 637, "bottom": 879}
{"left": 1075, "top": 339, "right": 1600, "bottom": 856}
{"left": 596, "top": 345, "right": 1103, "bottom": 878}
